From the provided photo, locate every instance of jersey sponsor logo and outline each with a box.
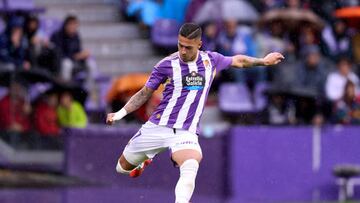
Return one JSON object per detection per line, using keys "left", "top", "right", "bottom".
{"left": 182, "top": 71, "right": 205, "bottom": 90}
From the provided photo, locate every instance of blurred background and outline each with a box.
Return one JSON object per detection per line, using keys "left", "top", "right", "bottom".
{"left": 0, "top": 0, "right": 360, "bottom": 202}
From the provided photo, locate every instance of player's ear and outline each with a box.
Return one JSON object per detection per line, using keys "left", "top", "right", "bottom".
{"left": 198, "top": 40, "right": 202, "bottom": 49}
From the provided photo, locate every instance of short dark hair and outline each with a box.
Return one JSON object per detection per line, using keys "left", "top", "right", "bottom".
{"left": 179, "top": 23, "right": 202, "bottom": 39}
{"left": 336, "top": 55, "right": 352, "bottom": 65}
{"left": 63, "top": 15, "right": 78, "bottom": 28}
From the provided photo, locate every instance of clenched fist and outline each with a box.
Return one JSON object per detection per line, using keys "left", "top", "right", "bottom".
{"left": 106, "top": 113, "right": 116, "bottom": 125}
{"left": 263, "top": 52, "right": 285, "bottom": 66}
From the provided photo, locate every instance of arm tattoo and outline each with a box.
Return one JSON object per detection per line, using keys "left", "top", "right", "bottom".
{"left": 243, "top": 56, "right": 265, "bottom": 67}
{"left": 124, "top": 87, "right": 154, "bottom": 113}
{"left": 234, "top": 55, "right": 265, "bottom": 68}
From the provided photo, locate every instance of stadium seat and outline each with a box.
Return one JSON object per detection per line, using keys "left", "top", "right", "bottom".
{"left": 0, "top": 0, "right": 4, "bottom": 10}
{"left": 151, "top": 19, "right": 180, "bottom": 48}
{"left": 0, "top": 18, "right": 5, "bottom": 33}
{"left": 219, "top": 83, "right": 254, "bottom": 113}
{"left": 254, "top": 82, "right": 268, "bottom": 111}
{"left": 0, "top": 87, "right": 7, "bottom": 99}
{"left": 5, "top": 0, "right": 44, "bottom": 13}
{"left": 7, "top": 0, "right": 35, "bottom": 10}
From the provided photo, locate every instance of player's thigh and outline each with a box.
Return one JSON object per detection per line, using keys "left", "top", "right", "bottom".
{"left": 168, "top": 129, "right": 202, "bottom": 166}
{"left": 171, "top": 149, "right": 202, "bottom": 166}
{"left": 121, "top": 122, "right": 167, "bottom": 167}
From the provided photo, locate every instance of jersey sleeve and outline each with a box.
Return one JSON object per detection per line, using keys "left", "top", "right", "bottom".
{"left": 210, "top": 51, "right": 233, "bottom": 72}
{"left": 145, "top": 61, "right": 168, "bottom": 90}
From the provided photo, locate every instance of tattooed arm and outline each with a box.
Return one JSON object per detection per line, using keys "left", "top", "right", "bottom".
{"left": 124, "top": 86, "right": 154, "bottom": 113}
{"left": 106, "top": 86, "right": 154, "bottom": 125}
{"left": 231, "top": 52, "right": 284, "bottom": 68}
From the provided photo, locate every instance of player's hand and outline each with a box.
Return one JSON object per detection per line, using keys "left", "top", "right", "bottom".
{"left": 263, "top": 52, "right": 285, "bottom": 66}
{"left": 106, "top": 113, "right": 116, "bottom": 125}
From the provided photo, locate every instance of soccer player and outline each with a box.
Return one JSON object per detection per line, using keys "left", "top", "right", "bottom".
{"left": 106, "top": 23, "right": 284, "bottom": 203}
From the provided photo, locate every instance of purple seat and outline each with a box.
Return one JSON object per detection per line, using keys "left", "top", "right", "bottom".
{"left": 254, "top": 82, "right": 268, "bottom": 111}
{"left": 5, "top": 0, "right": 44, "bottom": 13}
{"left": 0, "top": 18, "right": 5, "bottom": 33}
{"left": 219, "top": 83, "right": 254, "bottom": 113}
{"left": 6, "top": 0, "right": 34, "bottom": 10}
{"left": 0, "top": 87, "right": 8, "bottom": 99}
{"left": 85, "top": 76, "right": 111, "bottom": 112}
{"left": 151, "top": 19, "right": 180, "bottom": 48}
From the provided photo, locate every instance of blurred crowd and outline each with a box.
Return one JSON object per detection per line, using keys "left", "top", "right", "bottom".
{"left": 0, "top": 13, "right": 92, "bottom": 150}
{"left": 2, "top": 0, "right": 360, "bottom": 150}
{"left": 0, "top": 14, "right": 95, "bottom": 83}
{"left": 0, "top": 82, "right": 87, "bottom": 150}
{"left": 125, "top": 0, "right": 360, "bottom": 126}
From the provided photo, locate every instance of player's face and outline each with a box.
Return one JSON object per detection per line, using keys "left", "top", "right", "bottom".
{"left": 178, "top": 35, "right": 202, "bottom": 62}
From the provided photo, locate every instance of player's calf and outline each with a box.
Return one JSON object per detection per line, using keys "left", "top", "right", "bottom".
{"left": 175, "top": 159, "right": 199, "bottom": 203}
{"left": 115, "top": 155, "right": 136, "bottom": 175}
{"left": 116, "top": 161, "right": 132, "bottom": 175}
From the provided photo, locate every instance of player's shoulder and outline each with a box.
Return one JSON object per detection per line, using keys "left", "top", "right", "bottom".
{"left": 154, "top": 52, "right": 179, "bottom": 68}
{"left": 201, "top": 50, "right": 222, "bottom": 61}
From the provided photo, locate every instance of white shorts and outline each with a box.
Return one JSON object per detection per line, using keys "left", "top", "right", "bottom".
{"left": 122, "top": 121, "right": 202, "bottom": 166}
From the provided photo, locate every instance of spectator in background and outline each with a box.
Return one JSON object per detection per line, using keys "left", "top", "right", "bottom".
{"left": 266, "top": 93, "right": 296, "bottom": 125}
{"left": 333, "top": 80, "right": 360, "bottom": 124}
{"left": 295, "top": 45, "right": 331, "bottom": 96}
{"left": 269, "top": 42, "right": 297, "bottom": 86}
{"left": 217, "top": 19, "right": 263, "bottom": 84}
{"left": 255, "top": 21, "right": 286, "bottom": 62}
{"left": 325, "top": 57, "right": 359, "bottom": 102}
{"left": 0, "top": 16, "right": 29, "bottom": 70}
{"left": 57, "top": 91, "right": 87, "bottom": 128}
{"left": 321, "top": 20, "right": 351, "bottom": 60}
{"left": 299, "top": 26, "right": 318, "bottom": 47}
{"left": 50, "top": 15, "right": 95, "bottom": 84}
{"left": 126, "top": 0, "right": 161, "bottom": 37}
{"left": 24, "top": 15, "right": 59, "bottom": 74}
{"left": 160, "top": 0, "right": 190, "bottom": 23}
{"left": 216, "top": 20, "right": 238, "bottom": 57}
{"left": 201, "top": 21, "right": 217, "bottom": 51}
{"left": 293, "top": 45, "right": 332, "bottom": 124}
{"left": 33, "top": 90, "right": 61, "bottom": 149}
{"left": 0, "top": 81, "right": 31, "bottom": 148}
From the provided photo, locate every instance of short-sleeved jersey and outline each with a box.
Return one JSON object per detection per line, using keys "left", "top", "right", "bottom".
{"left": 145, "top": 51, "right": 232, "bottom": 134}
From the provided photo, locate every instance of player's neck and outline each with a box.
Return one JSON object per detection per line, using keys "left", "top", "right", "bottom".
{"left": 179, "top": 51, "right": 199, "bottom": 63}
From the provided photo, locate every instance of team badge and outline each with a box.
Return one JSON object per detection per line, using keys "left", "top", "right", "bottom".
{"left": 204, "top": 60, "right": 210, "bottom": 69}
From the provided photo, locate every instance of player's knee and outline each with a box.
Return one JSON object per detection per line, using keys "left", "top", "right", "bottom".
{"left": 115, "top": 161, "right": 131, "bottom": 175}
{"left": 197, "top": 155, "right": 203, "bottom": 163}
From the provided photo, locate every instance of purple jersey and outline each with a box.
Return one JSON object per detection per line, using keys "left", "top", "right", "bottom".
{"left": 145, "top": 51, "right": 232, "bottom": 134}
